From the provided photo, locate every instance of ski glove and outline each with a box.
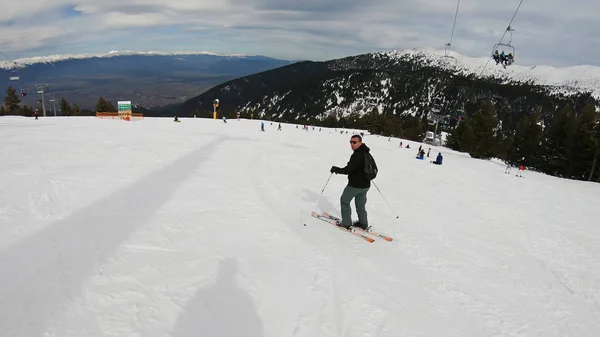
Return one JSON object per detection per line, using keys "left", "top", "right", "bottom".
{"left": 330, "top": 166, "right": 341, "bottom": 174}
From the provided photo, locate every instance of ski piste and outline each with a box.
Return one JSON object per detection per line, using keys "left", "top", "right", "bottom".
{"left": 311, "top": 211, "right": 375, "bottom": 243}
{"left": 321, "top": 212, "right": 393, "bottom": 242}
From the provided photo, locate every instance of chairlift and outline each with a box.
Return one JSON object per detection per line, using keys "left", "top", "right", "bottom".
{"left": 9, "top": 74, "right": 28, "bottom": 96}
{"left": 431, "top": 97, "right": 443, "bottom": 114}
{"left": 441, "top": 42, "right": 458, "bottom": 70}
{"left": 493, "top": 26, "right": 516, "bottom": 66}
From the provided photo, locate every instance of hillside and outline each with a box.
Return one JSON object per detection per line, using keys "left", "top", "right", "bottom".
{"left": 1, "top": 116, "right": 599, "bottom": 336}
{"left": 173, "top": 49, "right": 599, "bottom": 133}
{"left": 0, "top": 51, "right": 293, "bottom": 110}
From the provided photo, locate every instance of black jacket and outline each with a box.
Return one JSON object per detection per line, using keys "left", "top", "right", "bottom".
{"left": 338, "top": 143, "right": 371, "bottom": 188}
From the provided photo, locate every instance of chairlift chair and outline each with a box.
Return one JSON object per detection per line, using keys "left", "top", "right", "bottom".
{"left": 431, "top": 97, "right": 443, "bottom": 114}
{"left": 493, "top": 26, "right": 516, "bottom": 66}
{"left": 441, "top": 42, "right": 458, "bottom": 70}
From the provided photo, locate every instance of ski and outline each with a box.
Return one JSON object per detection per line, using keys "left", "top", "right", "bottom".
{"left": 311, "top": 211, "right": 375, "bottom": 243}
{"left": 321, "top": 212, "right": 393, "bottom": 242}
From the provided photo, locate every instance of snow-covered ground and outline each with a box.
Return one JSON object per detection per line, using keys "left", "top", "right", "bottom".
{"left": 1, "top": 116, "right": 599, "bottom": 337}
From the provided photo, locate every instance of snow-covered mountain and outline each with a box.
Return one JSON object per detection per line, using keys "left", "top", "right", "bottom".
{"left": 176, "top": 49, "right": 598, "bottom": 132}
{"left": 0, "top": 51, "right": 292, "bottom": 110}
{"left": 386, "top": 48, "right": 600, "bottom": 99}
{"left": 3, "top": 48, "right": 599, "bottom": 98}
{"left": 0, "top": 50, "right": 253, "bottom": 69}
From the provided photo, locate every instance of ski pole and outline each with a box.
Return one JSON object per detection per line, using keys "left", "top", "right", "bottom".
{"left": 313, "top": 172, "right": 333, "bottom": 209}
{"left": 372, "top": 181, "right": 399, "bottom": 219}
{"left": 303, "top": 173, "right": 333, "bottom": 225}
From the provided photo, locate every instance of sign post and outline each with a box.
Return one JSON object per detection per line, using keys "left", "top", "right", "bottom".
{"left": 118, "top": 101, "right": 132, "bottom": 121}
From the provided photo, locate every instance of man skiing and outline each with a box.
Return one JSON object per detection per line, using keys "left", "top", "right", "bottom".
{"left": 330, "top": 135, "right": 373, "bottom": 230}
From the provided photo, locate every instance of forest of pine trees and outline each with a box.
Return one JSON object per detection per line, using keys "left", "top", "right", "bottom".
{"left": 446, "top": 100, "right": 599, "bottom": 182}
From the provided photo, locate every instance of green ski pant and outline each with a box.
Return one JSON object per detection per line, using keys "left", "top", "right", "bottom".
{"left": 340, "top": 186, "right": 369, "bottom": 227}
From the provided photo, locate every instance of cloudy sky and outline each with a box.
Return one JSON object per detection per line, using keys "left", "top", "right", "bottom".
{"left": 0, "top": 0, "right": 598, "bottom": 67}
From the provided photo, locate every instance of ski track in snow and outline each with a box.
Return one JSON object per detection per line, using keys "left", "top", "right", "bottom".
{"left": 0, "top": 116, "right": 599, "bottom": 337}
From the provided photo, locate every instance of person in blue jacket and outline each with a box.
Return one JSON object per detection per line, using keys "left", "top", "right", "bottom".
{"left": 431, "top": 152, "right": 443, "bottom": 165}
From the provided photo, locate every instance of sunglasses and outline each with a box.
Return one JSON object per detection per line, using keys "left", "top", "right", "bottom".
{"left": 350, "top": 141, "right": 359, "bottom": 144}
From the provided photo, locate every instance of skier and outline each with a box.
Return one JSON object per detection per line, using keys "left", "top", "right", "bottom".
{"left": 517, "top": 165, "right": 525, "bottom": 177}
{"left": 261, "top": 121, "right": 265, "bottom": 131}
{"left": 329, "top": 135, "right": 373, "bottom": 230}
{"left": 174, "top": 116, "right": 180, "bottom": 122}
{"left": 278, "top": 123, "right": 282, "bottom": 131}
{"left": 505, "top": 162, "right": 512, "bottom": 174}
{"left": 222, "top": 115, "right": 227, "bottom": 123}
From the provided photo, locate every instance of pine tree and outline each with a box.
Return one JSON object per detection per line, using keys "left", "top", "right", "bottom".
{"left": 4, "top": 86, "right": 21, "bottom": 112}
{"left": 60, "top": 98, "right": 72, "bottom": 116}
{"left": 590, "top": 113, "right": 600, "bottom": 181}
{"left": 96, "top": 97, "right": 116, "bottom": 112}
{"left": 469, "top": 100, "right": 499, "bottom": 159}
{"left": 0, "top": 105, "right": 6, "bottom": 116}
{"left": 544, "top": 106, "right": 577, "bottom": 177}
{"left": 510, "top": 110, "right": 543, "bottom": 168}
{"left": 72, "top": 104, "right": 81, "bottom": 116}
{"left": 446, "top": 117, "right": 475, "bottom": 152}
{"left": 572, "top": 104, "right": 599, "bottom": 180}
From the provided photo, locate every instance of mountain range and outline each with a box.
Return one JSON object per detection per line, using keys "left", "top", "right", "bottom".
{"left": 2, "top": 48, "right": 600, "bottom": 122}
{"left": 172, "top": 48, "right": 600, "bottom": 132}
{"left": 0, "top": 51, "right": 293, "bottom": 110}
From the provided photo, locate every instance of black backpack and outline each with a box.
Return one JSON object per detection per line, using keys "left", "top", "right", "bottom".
{"left": 364, "top": 152, "right": 378, "bottom": 180}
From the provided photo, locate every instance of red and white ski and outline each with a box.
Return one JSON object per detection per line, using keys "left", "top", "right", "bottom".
{"left": 311, "top": 211, "right": 375, "bottom": 243}
{"left": 322, "top": 212, "right": 393, "bottom": 242}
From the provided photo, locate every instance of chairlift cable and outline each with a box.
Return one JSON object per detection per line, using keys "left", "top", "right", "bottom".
{"left": 433, "top": 0, "right": 462, "bottom": 124}
{"left": 450, "top": 0, "right": 525, "bottom": 122}
{"left": 477, "top": 0, "right": 524, "bottom": 79}
{"left": 446, "top": 0, "right": 461, "bottom": 54}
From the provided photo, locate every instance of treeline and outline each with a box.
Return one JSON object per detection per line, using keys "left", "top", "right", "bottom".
{"left": 1, "top": 86, "right": 117, "bottom": 116}
{"left": 446, "top": 100, "right": 599, "bottom": 182}
{"left": 246, "top": 99, "right": 599, "bottom": 183}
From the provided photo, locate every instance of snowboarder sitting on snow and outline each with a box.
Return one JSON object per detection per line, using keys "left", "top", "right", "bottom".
{"left": 330, "top": 135, "right": 373, "bottom": 230}
{"left": 416, "top": 149, "right": 425, "bottom": 159}
{"left": 431, "top": 152, "right": 443, "bottom": 165}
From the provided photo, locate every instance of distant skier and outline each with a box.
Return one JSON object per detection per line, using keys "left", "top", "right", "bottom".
{"left": 278, "top": 123, "right": 282, "bottom": 131}
{"left": 517, "top": 165, "right": 525, "bottom": 177}
{"left": 261, "top": 121, "right": 265, "bottom": 131}
{"left": 505, "top": 162, "right": 512, "bottom": 174}
{"left": 329, "top": 135, "right": 375, "bottom": 230}
{"left": 431, "top": 153, "right": 443, "bottom": 165}
{"left": 174, "top": 116, "right": 180, "bottom": 122}
{"left": 222, "top": 115, "right": 227, "bottom": 123}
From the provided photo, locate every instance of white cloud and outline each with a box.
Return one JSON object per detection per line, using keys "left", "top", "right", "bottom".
{"left": 0, "top": 0, "right": 598, "bottom": 67}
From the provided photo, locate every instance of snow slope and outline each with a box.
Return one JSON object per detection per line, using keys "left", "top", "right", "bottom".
{"left": 1, "top": 116, "right": 599, "bottom": 337}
